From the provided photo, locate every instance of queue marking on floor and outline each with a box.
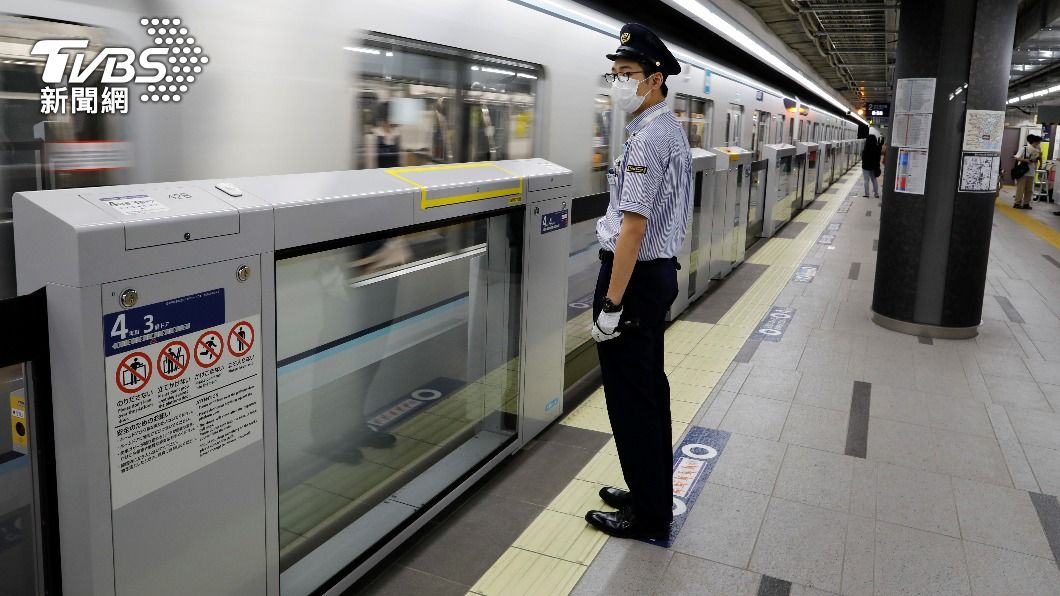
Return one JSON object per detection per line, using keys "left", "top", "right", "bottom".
{"left": 467, "top": 170, "right": 860, "bottom": 596}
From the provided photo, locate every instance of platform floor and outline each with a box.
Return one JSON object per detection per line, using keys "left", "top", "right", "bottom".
{"left": 356, "top": 171, "right": 1060, "bottom": 596}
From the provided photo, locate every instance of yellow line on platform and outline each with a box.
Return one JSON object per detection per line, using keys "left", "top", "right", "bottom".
{"left": 468, "top": 170, "right": 860, "bottom": 596}
{"left": 995, "top": 199, "right": 1060, "bottom": 250}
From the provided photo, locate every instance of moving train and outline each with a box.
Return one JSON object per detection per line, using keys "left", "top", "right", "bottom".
{"left": 0, "top": 0, "right": 861, "bottom": 593}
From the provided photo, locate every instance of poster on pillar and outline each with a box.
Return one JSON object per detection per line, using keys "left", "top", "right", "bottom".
{"left": 962, "top": 110, "right": 1005, "bottom": 152}
{"left": 895, "top": 148, "right": 929, "bottom": 194}
{"left": 958, "top": 152, "right": 1000, "bottom": 193}
{"left": 891, "top": 78, "right": 936, "bottom": 149}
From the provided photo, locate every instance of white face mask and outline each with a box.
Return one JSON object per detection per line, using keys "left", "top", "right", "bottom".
{"left": 611, "top": 76, "right": 648, "bottom": 113}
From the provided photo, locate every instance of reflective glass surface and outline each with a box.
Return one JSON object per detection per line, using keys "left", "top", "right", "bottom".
{"left": 0, "top": 363, "right": 40, "bottom": 595}
{"left": 276, "top": 213, "right": 523, "bottom": 577}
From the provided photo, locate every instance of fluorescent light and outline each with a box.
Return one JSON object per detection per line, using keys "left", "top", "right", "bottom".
{"left": 476, "top": 66, "right": 516, "bottom": 76}
{"left": 1008, "top": 97, "right": 1018, "bottom": 103}
{"left": 385, "top": 51, "right": 394, "bottom": 57}
{"left": 669, "top": 0, "right": 852, "bottom": 115}
{"left": 1034, "top": 89, "right": 1048, "bottom": 96}
{"left": 516, "top": 72, "right": 538, "bottom": 79}
{"left": 1021, "top": 93, "right": 1034, "bottom": 100}
{"left": 344, "top": 46, "right": 380, "bottom": 55}
{"left": 1050, "top": 85, "right": 1060, "bottom": 93}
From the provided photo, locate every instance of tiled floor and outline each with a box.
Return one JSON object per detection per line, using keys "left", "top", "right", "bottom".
{"left": 358, "top": 175, "right": 1060, "bottom": 595}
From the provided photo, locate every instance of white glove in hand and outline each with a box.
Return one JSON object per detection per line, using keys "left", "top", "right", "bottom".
{"left": 591, "top": 308, "right": 623, "bottom": 343}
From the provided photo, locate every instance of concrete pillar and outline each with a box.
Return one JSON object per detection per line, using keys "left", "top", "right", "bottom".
{"left": 872, "top": 0, "right": 1019, "bottom": 338}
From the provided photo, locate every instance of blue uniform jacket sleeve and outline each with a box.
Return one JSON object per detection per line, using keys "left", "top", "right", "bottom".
{"left": 619, "top": 136, "right": 668, "bottom": 217}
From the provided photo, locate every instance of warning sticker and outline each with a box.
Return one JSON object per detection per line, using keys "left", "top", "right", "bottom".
{"left": 99, "top": 194, "right": 170, "bottom": 216}
{"left": 103, "top": 290, "right": 261, "bottom": 509}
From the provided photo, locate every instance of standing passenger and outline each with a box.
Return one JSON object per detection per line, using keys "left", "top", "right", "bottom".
{"left": 585, "top": 23, "right": 692, "bottom": 540}
{"left": 1013, "top": 134, "right": 1042, "bottom": 209}
{"left": 861, "top": 135, "right": 882, "bottom": 198}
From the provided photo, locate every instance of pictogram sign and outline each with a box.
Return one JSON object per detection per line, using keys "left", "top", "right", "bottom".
{"left": 157, "top": 340, "right": 190, "bottom": 380}
{"left": 195, "top": 330, "right": 224, "bottom": 368}
{"left": 227, "top": 321, "right": 255, "bottom": 357}
{"left": 116, "top": 351, "right": 152, "bottom": 394}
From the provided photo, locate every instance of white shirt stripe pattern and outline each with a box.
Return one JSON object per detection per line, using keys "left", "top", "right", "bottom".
{"left": 596, "top": 101, "right": 693, "bottom": 260}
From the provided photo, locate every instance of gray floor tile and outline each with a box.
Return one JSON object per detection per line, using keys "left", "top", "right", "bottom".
{"left": 740, "top": 365, "right": 802, "bottom": 401}
{"left": 697, "top": 389, "right": 738, "bottom": 429}
{"left": 708, "top": 433, "right": 787, "bottom": 495}
{"left": 1027, "top": 360, "right": 1060, "bottom": 387}
{"left": 793, "top": 373, "right": 855, "bottom": 412}
{"left": 963, "top": 541, "right": 1060, "bottom": 596}
{"left": 752, "top": 341, "right": 805, "bottom": 371}
{"left": 657, "top": 553, "right": 760, "bottom": 596}
{"left": 842, "top": 516, "right": 874, "bottom": 596}
{"left": 850, "top": 458, "right": 877, "bottom": 518}
{"left": 672, "top": 483, "right": 770, "bottom": 568}
{"left": 848, "top": 352, "right": 917, "bottom": 389}
{"left": 933, "top": 429, "right": 1013, "bottom": 488}
{"left": 773, "top": 446, "right": 854, "bottom": 513}
{"left": 1008, "top": 408, "right": 1060, "bottom": 451}
{"left": 875, "top": 463, "right": 960, "bottom": 537}
{"left": 974, "top": 352, "right": 1034, "bottom": 380}
{"left": 986, "top": 404, "right": 1042, "bottom": 493}
{"left": 482, "top": 438, "right": 600, "bottom": 507}
{"left": 538, "top": 423, "right": 612, "bottom": 451}
{"left": 1041, "top": 382, "right": 1060, "bottom": 412}
{"left": 1024, "top": 444, "right": 1060, "bottom": 497}
{"left": 570, "top": 537, "right": 674, "bottom": 596}
{"left": 866, "top": 417, "right": 937, "bottom": 473}
{"left": 779, "top": 403, "right": 848, "bottom": 455}
{"left": 722, "top": 363, "right": 754, "bottom": 393}
{"left": 983, "top": 374, "right": 1052, "bottom": 412}
{"left": 873, "top": 521, "right": 971, "bottom": 596}
{"left": 952, "top": 478, "right": 1054, "bottom": 559}
{"left": 719, "top": 394, "right": 792, "bottom": 441}
{"left": 749, "top": 498, "right": 847, "bottom": 593}
{"left": 359, "top": 566, "right": 469, "bottom": 596}
{"left": 797, "top": 347, "right": 852, "bottom": 377}
{"left": 789, "top": 583, "right": 835, "bottom": 596}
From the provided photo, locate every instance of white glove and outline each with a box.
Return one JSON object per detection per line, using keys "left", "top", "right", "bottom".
{"left": 591, "top": 308, "right": 623, "bottom": 343}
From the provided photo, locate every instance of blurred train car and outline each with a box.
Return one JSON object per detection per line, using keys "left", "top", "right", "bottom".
{"left": 0, "top": 0, "right": 858, "bottom": 592}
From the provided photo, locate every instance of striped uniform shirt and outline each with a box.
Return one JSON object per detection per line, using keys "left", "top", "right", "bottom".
{"left": 596, "top": 101, "right": 693, "bottom": 260}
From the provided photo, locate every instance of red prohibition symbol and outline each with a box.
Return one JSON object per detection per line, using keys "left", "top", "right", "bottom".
{"left": 116, "top": 351, "right": 152, "bottom": 394}
{"left": 227, "top": 321, "right": 255, "bottom": 357}
{"left": 195, "top": 330, "right": 224, "bottom": 368}
{"left": 157, "top": 340, "right": 190, "bottom": 381}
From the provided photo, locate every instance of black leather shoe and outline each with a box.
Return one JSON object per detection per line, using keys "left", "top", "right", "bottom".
{"left": 584, "top": 508, "right": 670, "bottom": 540}
{"left": 599, "top": 486, "right": 632, "bottom": 509}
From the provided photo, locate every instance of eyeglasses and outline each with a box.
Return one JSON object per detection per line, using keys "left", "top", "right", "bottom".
{"left": 603, "top": 71, "right": 645, "bottom": 84}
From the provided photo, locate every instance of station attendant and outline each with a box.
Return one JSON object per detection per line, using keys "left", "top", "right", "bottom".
{"left": 586, "top": 23, "right": 693, "bottom": 540}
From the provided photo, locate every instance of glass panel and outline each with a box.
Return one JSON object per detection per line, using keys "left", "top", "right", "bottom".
{"left": 354, "top": 33, "right": 540, "bottom": 168}
{"left": 727, "top": 104, "right": 743, "bottom": 146}
{"left": 276, "top": 212, "right": 523, "bottom": 577}
{"left": 591, "top": 95, "right": 612, "bottom": 193}
{"left": 0, "top": 362, "right": 41, "bottom": 595}
{"left": 689, "top": 98, "right": 709, "bottom": 149}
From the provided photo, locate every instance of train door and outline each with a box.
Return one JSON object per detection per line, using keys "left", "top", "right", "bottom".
{"left": 751, "top": 110, "right": 770, "bottom": 159}
{"left": 773, "top": 114, "right": 785, "bottom": 144}
{"left": 725, "top": 103, "right": 743, "bottom": 147}
{"left": 788, "top": 116, "right": 796, "bottom": 144}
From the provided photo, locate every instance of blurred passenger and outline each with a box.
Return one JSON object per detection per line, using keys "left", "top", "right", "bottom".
{"left": 431, "top": 97, "right": 451, "bottom": 162}
{"left": 1013, "top": 134, "right": 1042, "bottom": 209}
{"left": 861, "top": 135, "right": 881, "bottom": 198}
{"left": 366, "top": 101, "right": 402, "bottom": 168}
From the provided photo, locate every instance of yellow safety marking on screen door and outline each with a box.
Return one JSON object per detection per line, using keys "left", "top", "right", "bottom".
{"left": 385, "top": 162, "right": 524, "bottom": 209}
{"left": 995, "top": 198, "right": 1060, "bottom": 250}
{"left": 469, "top": 167, "right": 858, "bottom": 596}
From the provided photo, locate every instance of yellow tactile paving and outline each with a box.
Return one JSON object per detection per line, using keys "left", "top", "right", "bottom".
{"left": 995, "top": 198, "right": 1060, "bottom": 250}
{"left": 546, "top": 478, "right": 613, "bottom": 516}
{"left": 469, "top": 547, "right": 585, "bottom": 596}
{"left": 512, "top": 508, "right": 609, "bottom": 565}
{"left": 473, "top": 170, "right": 859, "bottom": 594}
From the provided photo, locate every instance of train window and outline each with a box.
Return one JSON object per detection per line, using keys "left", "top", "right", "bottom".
{"left": 0, "top": 15, "right": 130, "bottom": 209}
{"left": 788, "top": 116, "right": 796, "bottom": 144}
{"left": 725, "top": 103, "right": 743, "bottom": 147}
{"left": 591, "top": 95, "right": 611, "bottom": 193}
{"left": 354, "top": 33, "right": 541, "bottom": 168}
{"left": 813, "top": 122, "right": 820, "bottom": 141}
{"left": 774, "top": 114, "right": 784, "bottom": 144}
{"left": 751, "top": 110, "right": 769, "bottom": 158}
{"left": 674, "top": 94, "right": 712, "bottom": 149}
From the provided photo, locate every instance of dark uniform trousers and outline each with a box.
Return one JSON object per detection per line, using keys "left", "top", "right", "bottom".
{"left": 594, "top": 251, "right": 678, "bottom": 526}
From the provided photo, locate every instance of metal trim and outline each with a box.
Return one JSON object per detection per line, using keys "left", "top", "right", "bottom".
{"left": 871, "top": 310, "right": 980, "bottom": 339}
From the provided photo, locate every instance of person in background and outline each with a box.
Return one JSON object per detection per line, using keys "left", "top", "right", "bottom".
{"left": 861, "top": 134, "right": 882, "bottom": 198}
{"left": 1013, "top": 134, "right": 1042, "bottom": 210}
{"left": 366, "top": 101, "right": 402, "bottom": 169}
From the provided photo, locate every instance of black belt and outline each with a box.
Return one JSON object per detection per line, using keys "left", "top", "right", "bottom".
{"left": 599, "top": 249, "right": 680, "bottom": 270}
